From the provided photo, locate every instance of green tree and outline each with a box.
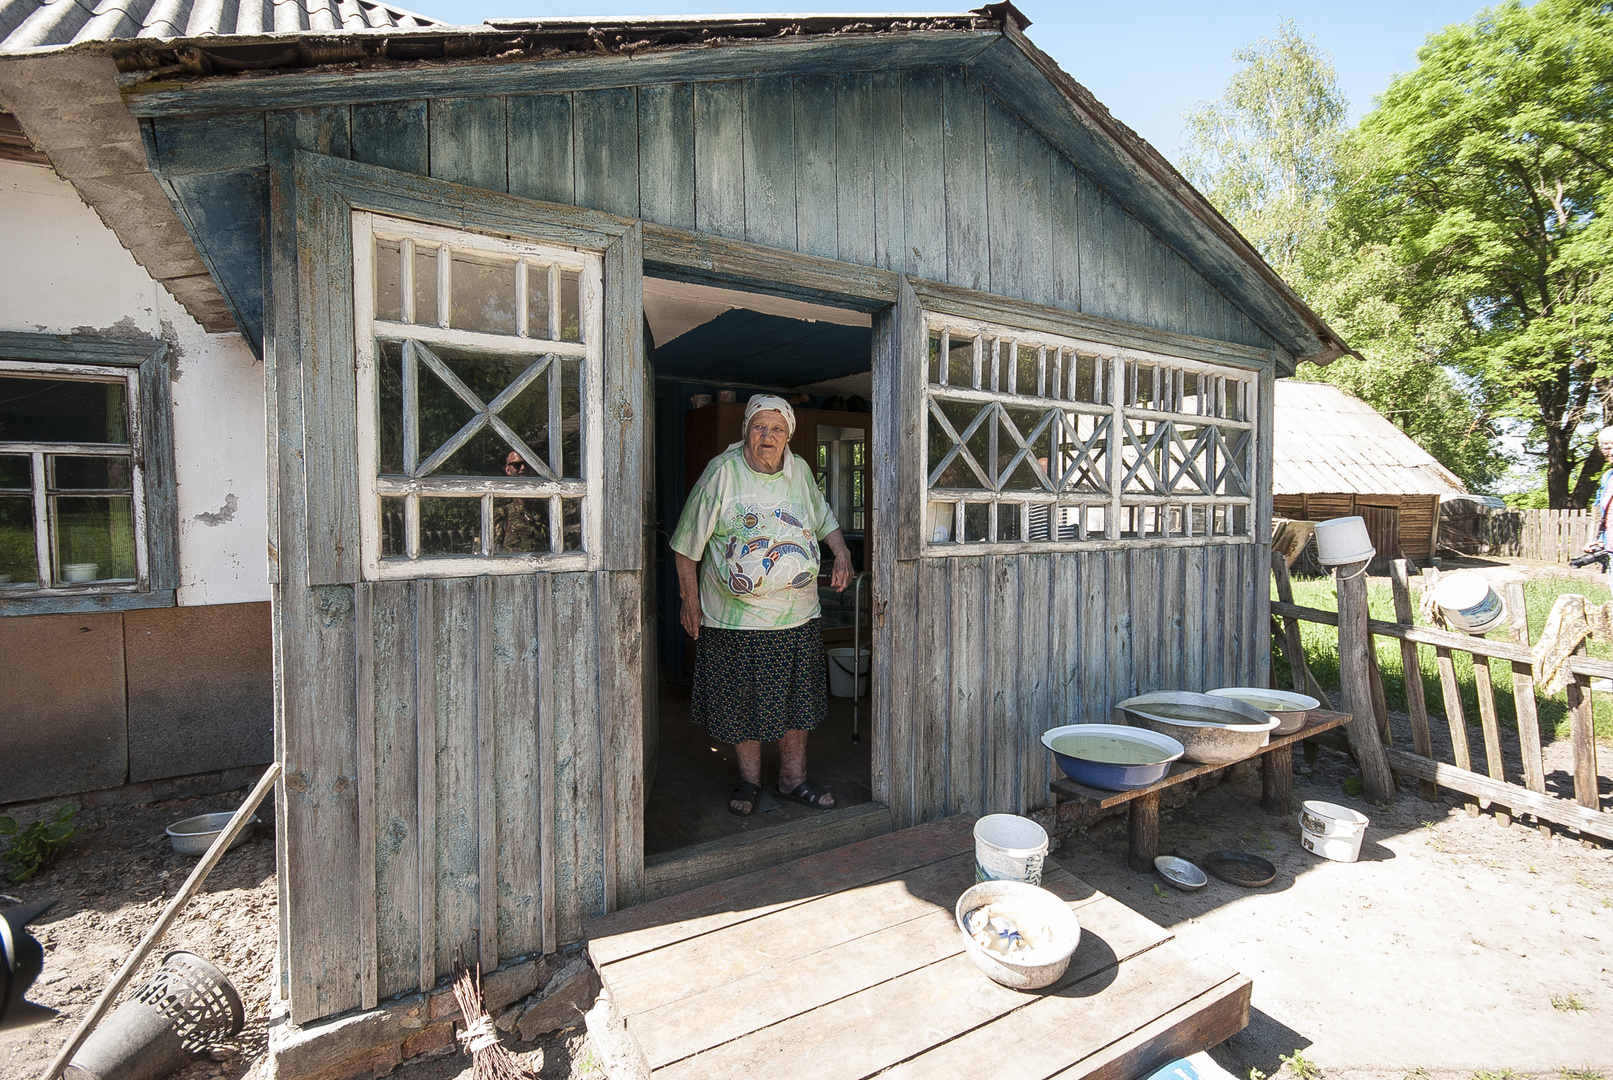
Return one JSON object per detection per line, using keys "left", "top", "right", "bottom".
{"left": 1180, "top": 22, "right": 1507, "bottom": 492}
{"left": 1339, "top": 0, "right": 1613, "bottom": 507}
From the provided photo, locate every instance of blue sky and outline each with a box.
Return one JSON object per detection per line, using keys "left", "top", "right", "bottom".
{"left": 405, "top": 0, "right": 1492, "bottom": 160}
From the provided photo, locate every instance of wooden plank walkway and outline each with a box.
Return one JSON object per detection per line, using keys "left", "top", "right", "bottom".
{"left": 585, "top": 816, "right": 1251, "bottom": 1080}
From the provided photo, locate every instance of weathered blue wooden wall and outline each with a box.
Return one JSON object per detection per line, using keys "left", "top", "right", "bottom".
{"left": 145, "top": 67, "right": 1277, "bottom": 357}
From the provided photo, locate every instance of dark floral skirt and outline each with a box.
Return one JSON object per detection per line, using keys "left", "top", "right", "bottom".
{"left": 689, "top": 619, "right": 827, "bottom": 744}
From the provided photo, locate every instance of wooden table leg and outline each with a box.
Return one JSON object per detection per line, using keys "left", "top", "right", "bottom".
{"left": 1127, "top": 792, "right": 1160, "bottom": 872}
{"left": 1262, "top": 743, "right": 1294, "bottom": 816}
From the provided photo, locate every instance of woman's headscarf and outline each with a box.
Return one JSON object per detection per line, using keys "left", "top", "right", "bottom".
{"left": 743, "top": 394, "right": 796, "bottom": 437}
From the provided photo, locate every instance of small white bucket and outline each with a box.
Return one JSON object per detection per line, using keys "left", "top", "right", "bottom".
{"left": 1432, "top": 571, "right": 1506, "bottom": 635}
{"left": 1313, "top": 516, "right": 1375, "bottom": 566}
{"left": 1298, "top": 800, "right": 1369, "bottom": 863}
{"left": 973, "top": 814, "right": 1049, "bottom": 885}
{"left": 826, "top": 647, "right": 869, "bottom": 697}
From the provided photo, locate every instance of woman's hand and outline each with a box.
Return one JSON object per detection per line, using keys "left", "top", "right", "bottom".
{"left": 681, "top": 596, "right": 701, "bottom": 640}
{"left": 823, "top": 529, "right": 854, "bottom": 592}
{"left": 675, "top": 551, "right": 702, "bottom": 639}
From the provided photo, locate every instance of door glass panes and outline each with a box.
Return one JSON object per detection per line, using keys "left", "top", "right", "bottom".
{"left": 0, "top": 376, "right": 127, "bottom": 444}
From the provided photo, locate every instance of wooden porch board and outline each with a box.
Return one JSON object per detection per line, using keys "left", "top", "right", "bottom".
{"left": 586, "top": 815, "right": 1249, "bottom": 1080}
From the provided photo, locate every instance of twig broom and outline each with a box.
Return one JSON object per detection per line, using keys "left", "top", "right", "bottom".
{"left": 452, "top": 946, "right": 534, "bottom": 1080}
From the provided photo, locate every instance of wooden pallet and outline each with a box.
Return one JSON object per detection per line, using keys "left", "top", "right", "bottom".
{"left": 586, "top": 816, "right": 1251, "bottom": 1079}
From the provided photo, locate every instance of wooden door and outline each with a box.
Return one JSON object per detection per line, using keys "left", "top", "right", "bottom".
{"left": 272, "top": 153, "right": 645, "bottom": 1024}
{"left": 1359, "top": 504, "right": 1400, "bottom": 572}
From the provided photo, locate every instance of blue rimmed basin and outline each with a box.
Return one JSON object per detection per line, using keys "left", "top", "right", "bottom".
{"left": 1041, "top": 724, "right": 1184, "bottom": 791}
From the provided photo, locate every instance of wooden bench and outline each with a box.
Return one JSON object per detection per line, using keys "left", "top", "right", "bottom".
{"left": 1048, "top": 710, "right": 1357, "bottom": 872}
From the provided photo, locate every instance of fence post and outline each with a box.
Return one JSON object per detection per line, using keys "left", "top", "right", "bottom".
{"left": 1504, "top": 581, "right": 1549, "bottom": 837}
{"left": 1390, "top": 560, "right": 1438, "bottom": 801}
{"left": 1335, "top": 557, "right": 1397, "bottom": 803}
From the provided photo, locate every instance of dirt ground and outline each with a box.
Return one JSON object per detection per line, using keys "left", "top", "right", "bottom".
{"left": 2, "top": 740, "right": 1610, "bottom": 1080}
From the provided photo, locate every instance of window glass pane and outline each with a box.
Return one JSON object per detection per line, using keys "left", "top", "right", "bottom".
{"left": 1015, "top": 344, "right": 1039, "bottom": 397}
{"left": 374, "top": 239, "right": 402, "bottom": 322}
{"left": 493, "top": 496, "right": 550, "bottom": 554}
{"left": 560, "top": 359, "right": 582, "bottom": 480}
{"left": 418, "top": 497, "right": 479, "bottom": 555}
{"left": 450, "top": 252, "right": 518, "bottom": 335}
{"left": 413, "top": 246, "right": 439, "bottom": 326}
{"left": 927, "top": 332, "right": 942, "bottom": 385}
{"left": 929, "top": 399, "right": 989, "bottom": 489}
{"left": 501, "top": 362, "right": 551, "bottom": 472}
{"left": 947, "top": 334, "right": 973, "bottom": 388}
{"left": 1073, "top": 354, "right": 1100, "bottom": 405}
{"left": 50, "top": 456, "right": 131, "bottom": 491}
{"left": 1232, "top": 504, "right": 1248, "bottom": 535}
{"left": 417, "top": 352, "right": 479, "bottom": 470}
{"left": 560, "top": 270, "right": 582, "bottom": 343}
{"left": 851, "top": 470, "right": 864, "bottom": 509}
{"left": 377, "top": 341, "right": 404, "bottom": 474}
{"left": 0, "top": 376, "right": 127, "bottom": 444}
{"left": 0, "top": 454, "right": 27, "bottom": 489}
{"left": 54, "top": 495, "right": 135, "bottom": 583}
{"left": 380, "top": 496, "right": 406, "bottom": 558}
{"left": 963, "top": 502, "right": 989, "bottom": 542}
{"left": 561, "top": 497, "right": 584, "bottom": 551}
{"left": 0, "top": 495, "right": 35, "bottom": 586}
{"left": 526, "top": 263, "right": 552, "bottom": 339}
{"left": 437, "top": 427, "right": 512, "bottom": 479}
{"left": 996, "top": 503, "right": 1022, "bottom": 542}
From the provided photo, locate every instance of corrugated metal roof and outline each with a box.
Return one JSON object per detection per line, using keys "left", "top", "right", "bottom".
{"left": 0, "top": 0, "right": 438, "bottom": 53}
{"left": 1273, "top": 380, "right": 1467, "bottom": 497}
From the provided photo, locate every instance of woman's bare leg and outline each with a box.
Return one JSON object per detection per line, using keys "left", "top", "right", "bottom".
{"left": 778, "top": 730, "right": 834, "bottom": 807}
{"left": 731, "top": 740, "right": 762, "bottom": 814}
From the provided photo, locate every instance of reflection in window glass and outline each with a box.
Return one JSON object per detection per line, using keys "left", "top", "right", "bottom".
{"left": 526, "top": 263, "right": 552, "bottom": 340}
{"left": 997, "top": 503, "right": 1022, "bottom": 542}
{"left": 927, "top": 332, "right": 942, "bottom": 385}
{"left": 413, "top": 247, "right": 439, "bottom": 326}
{"left": 0, "top": 495, "right": 35, "bottom": 585}
{"left": 493, "top": 496, "right": 550, "bottom": 554}
{"left": 417, "top": 355, "right": 478, "bottom": 469}
{"left": 451, "top": 252, "right": 517, "bottom": 334}
{"left": 0, "top": 455, "right": 27, "bottom": 488}
{"left": 0, "top": 377, "right": 127, "bottom": 444}
{"left": 379, "top": 496, "right": 406, "bottom": 558}
{"left": 560, "top": 270, "right": 582, "bottom": 343}
{"left": 560, "top": 359, "right": 582, "bottom": 479}
{"left": 418, "top": 497, "right": 479, "bottom": 555}
{"left": 54, "top": 495, "right": 135, "bottom": 582}
{"left": 377, "top": 341, "right": 404, "bottom": 474}
{"left": 947, "top": 334, "right": 973, "bottom": 388}
{"left": 561, "top": 498, "right": 584, "bottom": 552}
{"left": 374, "top": 240, "right": 402, "bottom": 322}
{"left": 51, "top": 456, "right": 131, "bottom": 491}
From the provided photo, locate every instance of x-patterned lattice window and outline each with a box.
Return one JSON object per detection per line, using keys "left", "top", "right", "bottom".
{"left": 353, "top": 213, "right": 604, "bottom": 579}
{"left": 924, "top": 315, "right": 1258, "bottom": 550}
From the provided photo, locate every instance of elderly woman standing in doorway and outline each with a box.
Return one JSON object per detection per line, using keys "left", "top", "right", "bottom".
{"left": 670, "top": 394, "right": 854, "bottom": 816}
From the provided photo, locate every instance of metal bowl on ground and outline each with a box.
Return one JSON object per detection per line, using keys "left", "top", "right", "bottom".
{"left": 166, "top": 813, "right": 258, "bottom": 856}
{"left": 1207, "top": 687, "right": 1319, "bottom": 735}
{"left": 1114, "top": 691, "right": 1280, "bottom": 765}
{"left": 954, "top": 880, "right": 1082, "bottom": 990}
{"left": 1153, "top": 856, "right": 1207, "bottom": 891}
{"left": 1041, "top": 724, "right": 1184, "bottom": 791}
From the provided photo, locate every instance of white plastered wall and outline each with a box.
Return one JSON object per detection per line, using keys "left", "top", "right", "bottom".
{"left": 0, "top": 159, "right": 269, "bottom": 605}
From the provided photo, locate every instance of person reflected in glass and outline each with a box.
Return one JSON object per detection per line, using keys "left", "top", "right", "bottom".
{"left": 493, "top": 450, "right": 548, "bottom": 553}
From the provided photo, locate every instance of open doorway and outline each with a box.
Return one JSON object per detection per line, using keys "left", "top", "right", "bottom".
{"left": 642, "top": 276, "right": 876, "bottom": 858}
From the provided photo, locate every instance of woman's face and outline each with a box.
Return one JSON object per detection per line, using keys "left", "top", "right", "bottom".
{"left": 744, "top": 410, "right": 790, "bottom": 473}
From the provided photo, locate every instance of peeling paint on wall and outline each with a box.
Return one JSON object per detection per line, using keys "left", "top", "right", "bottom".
{"left": 195, "top": 493, "right": 238, "bottom": 526}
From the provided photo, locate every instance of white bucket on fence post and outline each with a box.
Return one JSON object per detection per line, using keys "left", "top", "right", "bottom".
{"left": 1314, "top": 516, "right": 1375, "bottom": 566}
{"left": 1432, "top": 571, "right": 1506, "bottom": 635}
{"left": 826, "top": 647, "right": 869, "bottom": 697}
{"left": 973, "top": 814, "right": 1049, "bottom": 885}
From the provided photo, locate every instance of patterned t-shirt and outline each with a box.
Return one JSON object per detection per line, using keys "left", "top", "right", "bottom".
{"left": 669, "top": 445, "right": 840, "bottom": 630}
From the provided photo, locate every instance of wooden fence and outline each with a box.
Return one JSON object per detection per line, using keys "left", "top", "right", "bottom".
{"left": 1484, "top": 508, "right": 1595, "bottom": 562}
{"left": 1270, "top": 553, "right": 1610, "bottom": 843}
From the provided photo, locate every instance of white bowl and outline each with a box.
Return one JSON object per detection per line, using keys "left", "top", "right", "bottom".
{"left": 954, "top": 880, "right": 1081, "bottom": 990}
{"left": 62, "top": 563, "right": 99, "bottom": 583}
{"left": 1207, "top": 687, "right": 1319, "bottom": 735}
{"left": 166, "top": 813, "right": 259, "bottom": 856}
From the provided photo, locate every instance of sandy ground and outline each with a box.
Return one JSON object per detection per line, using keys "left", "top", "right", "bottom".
{"left": 2, "top": 746, "right": 1610, "bottom": 1080}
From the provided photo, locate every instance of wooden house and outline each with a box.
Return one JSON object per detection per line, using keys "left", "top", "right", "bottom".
{"left": 1272, "top": 380, "right": 1466, "bottom": 569}
{"left": 0, "top": 2, "right": 1351, "bottom": 1059}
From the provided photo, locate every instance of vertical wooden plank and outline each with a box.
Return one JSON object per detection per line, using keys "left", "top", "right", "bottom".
{"left": 1050, "top": 154, "right": 1081, "bottom": 313}
{"left": 869, "top": 69, "right": 905, "bottom": 271}
{"left": 1108, "top": 549, "right": 1134, "bottom": 703}
{"left": 489, "top": 575, "right": 542, "bottom": 961}
{"left": 983, "top": 94, "right": 1022, "bottom": 300}
{"left": 433, "top": 578, "right": 480, "bottom": 982}
{"left": 986, "top": 555, "right": 1021, "bottom": 814}
{"left": 370, "top": 581, "right": 420, "bottom": 1001}
{"left": 1049, "top": 552, "right": 1079, "bottom": 727}
{"left": 901, "top": 68, "right": 946, "bottom": 281}
{"left": 414, "top": 579, "right": 437, "bottom": 990}
{"left": 574, "top": 86, "right": 640, "bottom": 219}
{"left": 869, "top": 303, "right": 898, "bottom": 816}
{"left": 351, "top": 100, "right": 429, "bottom": 174}
{"left": 535, "top": 575, "right": 557, "bottom": 953}
{"left": 1336, "top": 562, "right": 1398, "bottom": 804}
{"left": 741, "top": 76, "right": 796, "bottom": 250}
{"left": 1390, "top": 560, "right": 1438, "bottom": 800}
{"left": 551, "top": 573, "right": 605, "bottom": 942}
{"left": 1017, "top": 123, "right": 1054, "bottom": 309}
{"left": 1504, "top": 582, "right": 1547, "bottom": 804}
{"left": 475, "top": 575, "right": 498, "bottom": 971}
{"left": 354, "top": 582, "right": 379, "bottom": 1010}
{"left": 1074, "top": 171, "right": 1102, "bottom": 317}
{"left": 429, "top": 96, "right": 508, "bottom": 192}
{"left": 951, "top": 557, "right": 987, "bottom": 816}
{"left": 941, "top": 67, "right": 987, "bottom": 291}
{"left": 793, "top": 74, "right": 838, "bottom": 260}
{"left": 1161, "top": 546, "right": 1186, "bottom": 692}
{"left": 834, "top": 72, "right": 876, "bottom": 267}
{"left": 601, "top": 223, "right": 645, "bottom": 572}
{"left": 916, "top": 559, "right": 951, "bottom": 821}
{"left": 1471, "top": 648, "right": 1508, "bottom": 796}
{"left": 888, "top": 558, "right": 921, "bottom": 827}
{"left": 1566, "top": 645, "right": 1600, "bottom": 812}
{"left": 1019, "top": 552, "right": 1051, "bottom": 812}
{"left": 892, "top": 276, "right": 926, "bottom": 562}
{"left": 1078, "top": 550, "right": 1108, "bottom": 720}
{"left": 1181, "top": 547, "right": 1205, "bottom": 692}
{"left": 508, "top": 92, "right": 576, "bottom": 205}
{"left": 1100, "top": 194, "right": 1131, "bottom": 323}
{"left": 600, "top": 570, "right": 645, "bottom": 908}
{"left": 694, "top": 81, "right": 745, "bottom": 239}
{"left": 638, "top": 82, "right": 695, "bottom": 230}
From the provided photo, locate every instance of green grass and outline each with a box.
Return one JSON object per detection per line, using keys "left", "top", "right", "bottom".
{"left": 1274, "top": 573, "right": 1613, "bottom": 742}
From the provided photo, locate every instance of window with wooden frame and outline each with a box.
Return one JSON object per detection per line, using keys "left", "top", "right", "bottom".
{"left": 0, "top": 333, "right": 176, "bottom": 612}
{"left": 353, "top": 212, "right": 605, "bottom": 579}
{"left": 923, "top": 315, "right": 1257, "bottom": 550}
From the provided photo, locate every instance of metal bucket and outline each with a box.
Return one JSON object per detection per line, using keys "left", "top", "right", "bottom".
{"left": 1432, "top": 572, "right": 1505, "bottom": 635}
{"left": 1313, "top": 516, "right": 1374, "bottom": 566}
{"left": 66, "top": 952, "right": 243, "bottom": 1080}
{"left": 973, "top": 814, "right": 1048, "bottom": 885}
